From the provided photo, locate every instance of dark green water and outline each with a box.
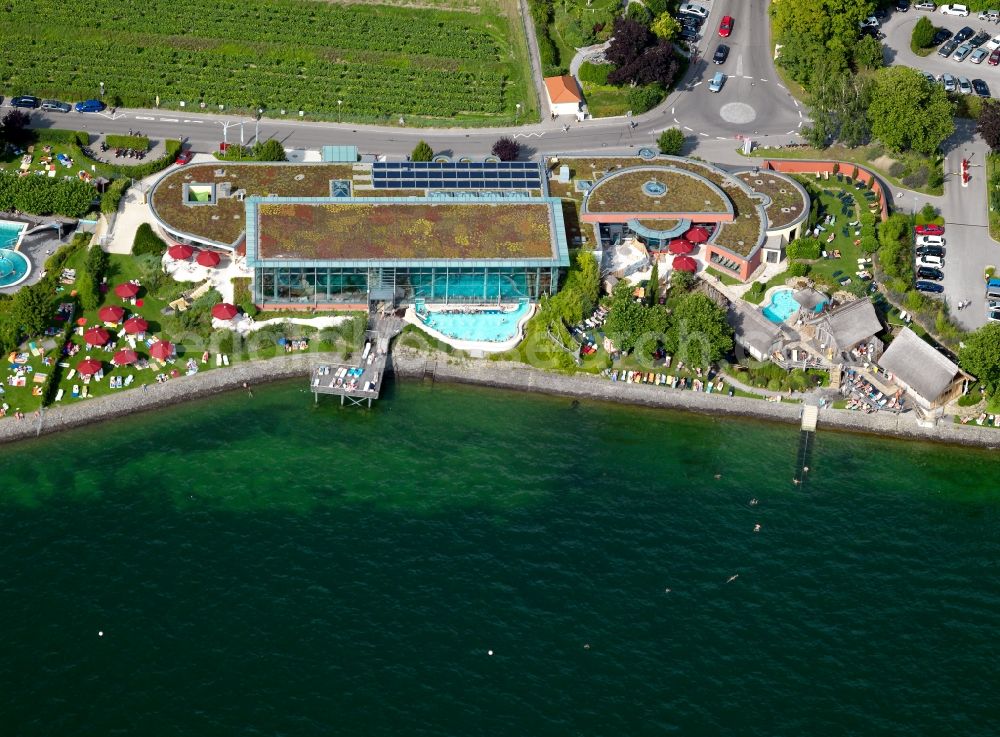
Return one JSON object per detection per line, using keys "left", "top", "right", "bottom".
{"left": 1, "top": 380, "right": 999, "bottom": 736}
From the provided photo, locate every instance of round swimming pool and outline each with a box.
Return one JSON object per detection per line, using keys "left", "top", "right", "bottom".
{"left": 0, "top": 248, "right": 31, "bottom": 288}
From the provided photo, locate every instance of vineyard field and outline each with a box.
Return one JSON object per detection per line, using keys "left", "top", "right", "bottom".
{"left": 0, "top": 0, "right": 535, "bottom": 126}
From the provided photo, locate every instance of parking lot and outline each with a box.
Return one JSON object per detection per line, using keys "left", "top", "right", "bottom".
{"left": 881, "top": 7, "right": 1000, "bottom": 95}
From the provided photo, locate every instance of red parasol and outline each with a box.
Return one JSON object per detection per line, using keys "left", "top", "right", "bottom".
{"left": 83, "top": 327, "right": 111, "bottom": 346}
{"left": 114, "top": 282, "right": 140, "bottom": 299}
{"left": 197, "top": 250, "right": 221, "bottom": 267}
{"left": 76, "top": 358, "right": 103, "bottom": 376}
{"left": 168, "top": 244, "right": 195, "bottom": 260}
{"left": 667, "top": 238, "right": 694, "bottom": 255}
{"left": 211, "top": 302, "right": 238, "bottom": 320}
{"left": 685, "top": 226, "right": 710, "bottom": 243}
{"left": 76, "top": 317, "right": 88, "bottom": 326}
{"left": 98, "top": 305, "right": 125, "bottom": 323}
{"left": 672, "top": 255, "right": 698, "bottom": 273}
{"left": 149, "top": 341, "right": 174, "bottom": 360}
{"left": 123, "top": 317, "right": 148, "bottom": 335}
{"left": 113, "top": 348, "right": 138, "bottom": 366}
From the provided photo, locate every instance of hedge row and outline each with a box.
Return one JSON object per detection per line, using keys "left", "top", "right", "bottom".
{"left": 105, "top": 134, "right": 149, "bottom": 150}
{"left": 99, "top": 177, "right": 131, "bottom": 214}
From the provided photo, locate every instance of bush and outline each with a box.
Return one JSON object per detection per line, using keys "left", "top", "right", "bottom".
{"left": 132, "top": 223, "right": 167, "bottom": 256}
{"left": 34, "top": 129, "right": 89, "bottom": 146}
{"left": 911, "top": 16, "right": 935, "bottom": 51}
{"left": 251, "top": 139, "right": 286, "bottom": 162}
{"left": 786, "top": 236, "right": 821, "bottom": 260}
{"left": 902, "top": 166, "right": 929, "bottom": 188}
{"left": 578, "top": 62, "right": 612, "bottom": 85}
{"left": 627, "top": 83, "right": 664, "bottom": 114}
{"left": 888, "top": 161, "right": 907, "bottom": 178}
{"left": 411, "top": 140, "right": 434, "bottom": 162}
{"left": 106, "top": 134, "right": 149, "bottom": 150}
{"left": 0, "top": 170, "right": 96, "bottom": 217}
{"left": 861, "top": 235, "right": 879, "bottom": 254}
{"left": 927, "top": 164, "right": 944, "bottom": 189}
{"left": 657, "top": 128, "right": 684, "bottom": 155}
{"left": 99, "top": 178, "right": 130, "bottom": 214}
{"left": 787, "top": 262, "right": 811, "bottom": 277}
{"left": 745, "top": 281, "right": 766, "bottom": 301}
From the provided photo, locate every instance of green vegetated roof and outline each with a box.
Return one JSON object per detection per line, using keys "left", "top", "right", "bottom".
{"left": 668, "top": 159, "right": 764, "bottom": 257}
{"left": 584, "top": 167, "right": 729, "bottom": 215}
{"left": 256, "top": 201, "right": 556, "bottom": 260}
{"left": 635, "top": 218, "right": 679, "bottom": 231}
{"left": 735, "top": 172, "right": 807, "bottom": 229}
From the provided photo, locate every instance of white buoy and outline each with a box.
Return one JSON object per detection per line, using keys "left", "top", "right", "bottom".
{"left": 98, "top": 631, "right": 104, "bottom": 637}
{"left": 488, "top": 650, "right": 493, "bottom": 656}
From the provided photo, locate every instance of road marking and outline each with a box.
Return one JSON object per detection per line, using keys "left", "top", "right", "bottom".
{"left": 159, "top": 117, "right": 179, "bottom": 122}
{"left": 743, "top": 75, "right": 753, "bottom": 80}
{"left": 671, "top": 106, "right": 675, "bottom": 115}
{"left": 700, "top": 132, "right": 710, "bottom": 137}
{"left": 512, "top": 131, "right": 545, "bottom": 138}
{"left": 684, "top": 126, "right": 693, "bottom": 131}
{"left": 798, "top": 121, "right": 803, "bottom": 128}
{"left": 135, "top": 115, "right": 155, "bottom": 120}
{"left": 182, "top": 119, "right": 203, "bottom": 124}
{"left": 778, "top": 84, "right": 787, "bottom": 91}
{"left": 673, "top": 117, "right": 680, "bottom": 124}
{"left": 760, "top": 78, "right": 768, "bottom": 83}
{"left": 798, "top": 110, "right": 803, "bottom": 118}
{"left": 692, "top": 81, "right": 703, "bottom": 88}
{"left": 736, "top": 54, "right": 744, "bottom": 77}
{"left": 716, "top": 136, "right": 728, "bottom": 140}
{"left": 786, "top": 130, "right": 795, "bottom": 135}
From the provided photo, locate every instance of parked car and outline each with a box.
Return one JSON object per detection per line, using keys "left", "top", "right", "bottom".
{"left": 917, "top": 266, "right": 945, "bottom": 280}
{"left": 860, "top": 25, "right": 886, "bottom": 39}
{"left": 719, "top": 16, "right": 734, "bottom": 37}
{"left": 678, "top": 3, "right": 709, "bottom": 18}
{"left": 897, "top": 0, "right": 911, "bottom": 9}
{"left": 922, "top": 70, "right": 938, "bottom": 85}
{"left": 940, "top": 4, "right": 970, "bottom": 16}
{"left": 11, "top": 95, "right": 40, "bottom": 108}
{"left": 970, "top": 30, "right": 992, "bottom": 47}
{"left": 40, "top": 99, "right": 70, "bottom": 113}
{"left": 74, "top": 99, "right": 106, "bottom": 113}
{"left": 916, "top": 245, "right": 946, "bottom": 257}
{"left": 916, "top": 280, "right": 945, "bottom": 293}
{"left": 708, "top": 72, "right": 726, "bottom": 92}
{"left": 940, "top": 73, "right": 957, "bottom": 91}
{"left": 978, "top": 9, "right": 1000, "bottom": 21}
{"left": 713, "top": 45, "right": 730, "bottom": 64}
{"left": 939, "top": 39, "right": 960, "bottom": 57}
{"left": 953, "top": 43, "right": 974, "bottom": 61}
{"left": 917, "top": 234, "right": 946, "bottom": 246}
{"left": 973, "top": 78, "right": 991, "bottom": 96}
{"left": 986, "top": 34, "right": 1000, "bottom": 50}
{"left": 915, "top": 224, "right": 945, "bottom": 235}
{"left": 915, "top": 1, "right": 937, "bottom": 9}
{"left": 971, "top": 48, "right": 990, "bottom": 63}
{"left": 917, "top": 255, "right": 945, "bottom": 268}
{"left": 954, "top": 26, "right": 974, "bottom": 43}
{"left": 958, "top": 76, "right": 974, "bottom": 93}
{"left": 678, "top": 25, "right": 700, "bottom": 41}
{"left": 933, "top": 28, "right": 954, "bottom": 45}
{"left": 988, "top": 309, "right": 1000, "bottom": 321}
{"left": 679, "top": 13, "right": 704, "bottom": 27}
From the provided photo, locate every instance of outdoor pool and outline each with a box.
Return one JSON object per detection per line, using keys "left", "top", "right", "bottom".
{"left": 421, "top": 302, "right": 530, "bottom": 343}
{"left": 762, "top": 288, "right": 826, "bottom": 323}
{"left": 0, "top": 248, "right": 30, "bottom": 288}
{"left": 0, "top": 219, "right": 26, "bottom": 249}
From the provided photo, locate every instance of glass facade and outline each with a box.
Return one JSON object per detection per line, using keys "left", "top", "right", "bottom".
{"left": 253, "top": 265, "right": 556, "bottom": 306}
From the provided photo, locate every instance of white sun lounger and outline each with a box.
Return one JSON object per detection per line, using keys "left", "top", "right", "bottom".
{"left": 55, "top": 388, "right": 64, "bottom": 402}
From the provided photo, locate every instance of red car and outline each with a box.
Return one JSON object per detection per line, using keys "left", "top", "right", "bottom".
{"left": 989, "top": 48, "right": 1000, "bottom": 66}
{"left": 175, "top": 150, "right": 194, "bottom": 165}
{"left": 719, "top": 15, "right": 733, "bottom": 37}
{"left": 915, "top": 223, "right": 945, "bottom": 236}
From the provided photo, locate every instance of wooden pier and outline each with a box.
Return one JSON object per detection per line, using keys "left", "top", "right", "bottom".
{"left": 311, "top": 315, "right": 401, "bottom": 407}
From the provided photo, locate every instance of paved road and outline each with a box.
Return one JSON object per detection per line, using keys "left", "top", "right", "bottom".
{"left": 881, "top": 6, "right": 1000, "bottom": 93}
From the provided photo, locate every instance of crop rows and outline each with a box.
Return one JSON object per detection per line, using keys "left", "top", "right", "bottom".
{"left": 0, "top": 40, "right": 510, "bottom": 118}
{"left": 3, "top": 0, "right": 503, "bottom": 62}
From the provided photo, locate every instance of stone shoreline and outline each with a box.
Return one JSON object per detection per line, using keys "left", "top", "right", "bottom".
{"left": 1, "top": 350, "right": 999, "bottom": 450}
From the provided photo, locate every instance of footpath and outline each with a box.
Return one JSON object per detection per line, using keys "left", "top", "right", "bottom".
{"left": 1, "top": 349, "right": 998, "bottom": 450}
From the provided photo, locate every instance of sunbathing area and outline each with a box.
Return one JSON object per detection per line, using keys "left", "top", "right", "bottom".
{"left": 254, "top": 201, "right": 558, "bottom": 261}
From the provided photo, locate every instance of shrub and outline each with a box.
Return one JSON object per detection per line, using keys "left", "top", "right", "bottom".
{"left": 911, "top": 16, "right": 935, "bottom": 51}
{"left": 627, "top": 83, "right": 664, "bottom": 114}
{"left": 657, "top": 128, "right": 684, "bottom": 155}
{"left": 787, "top": 262, "right": 811, "bottom": 277}
{"left": 132, "top": 223, "right": 167, "bottom": 256}
{"left": 105, "top": 134, "right": 149, "bottom": 150}
{"left": 745, "top": 281, "right": 766, "bottom": 301}
{"left": 34, "top": 129, "right": 89, "bottom": 146}
{"left": 888, "top": 161, "right": 907, "bottom": 178}
{"left": 99, "top": 178, "right": 130, "bottom": 214}
{"left": 411, "top": 140, "right": 434, "bottom": 162}
{"left": 861, "top": 235, "right": 879, "bottom": 254}
{"left": 927, "top": 165, "right": 944, "bottom": 189}
{"left": 97, "top": 140, "right": 182, "bottom": 178}
{"left": 251, "top": 139, "right": 287, "bottom": 162}
{"left": 0, "top": 170, "right": 96, "bottom": 217}
{"left": 578, "top": 62, "right": 612, "bottom": 85}
{"left": 786, "top": 236, "right": 821, "bottom": 260}
{"left": 902, "top": 166, "right": 929, "bottom": 188}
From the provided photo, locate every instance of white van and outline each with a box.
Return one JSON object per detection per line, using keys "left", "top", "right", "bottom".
{"left": 917, "top": 255, "right": 944, "bottom": 268}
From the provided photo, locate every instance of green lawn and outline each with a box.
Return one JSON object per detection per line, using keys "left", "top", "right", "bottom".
{"left": 801, "top": 183, "right": 872, "bottom": 288}
{"left": 706, "top": 267, "right": 742, "bottom": 286}
{"left": 581, "top": 82, "right": 631, "bottom": 118}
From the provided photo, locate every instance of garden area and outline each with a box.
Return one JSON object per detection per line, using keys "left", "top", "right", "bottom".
{"left": 1, "top": 0, "right": 534, "bottom": 126}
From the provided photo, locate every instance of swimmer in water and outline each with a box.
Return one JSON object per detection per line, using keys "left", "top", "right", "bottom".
{"left": 793, "top": 478, "right": 800, "bottom": 485}
{"left": 749, "top": 498, "right": 758, "bottom": 506}
{"left": 727, "top": 574, "right": 739, "bottom": 583}
{"left": 714, "top": 473, "right": 721, "bottom": 479}
{"left": 754, "top": 524, "right": 761, "bottom": 533}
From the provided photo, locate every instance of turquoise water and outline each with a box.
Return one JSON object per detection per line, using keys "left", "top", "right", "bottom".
{"left": 422, "top": 301, "right": 530, "bottom": 342}
{"left": 1, "top": 380, "right": 999, "bottom": 735}
{"left": 0, "top": 219, "right": 26, "bottom": 247}
{"left": 0, "top": 247, "right": 30, "bottom": 287}
{"left": 763, "top": 288, "right": 825, "bottom": 323}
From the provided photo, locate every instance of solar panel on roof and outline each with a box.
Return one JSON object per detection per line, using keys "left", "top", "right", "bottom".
{"left": 371, "top": 161, "right": 541, "bottom": 190}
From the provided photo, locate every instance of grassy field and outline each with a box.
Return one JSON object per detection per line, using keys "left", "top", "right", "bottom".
{"left": 0, "top": 0, "right": 535, "bottom": 126}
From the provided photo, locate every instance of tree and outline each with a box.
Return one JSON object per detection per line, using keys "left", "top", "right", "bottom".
{"left": 136, "top": 254, "right": 167, "bottom": 296}
{"left": 960, "top": 323, "right": 1000, "bottom": 393}
{"left": 604, "top": 281, "right": 669, "bottom": 353}
{"left": 657, "top": 128, "right": 684, "bottom": 156}
{"left": 663, "top": 293, "right": 733, "bottom": 367}
{"left": 251, "top": 139, "right": 287, "bottom": 161}
{"left": 610, "top": 43, "right": 679, "bottom": 88}
{"left": 625, "top": 2, "right": 652, "bottom": 26}
{"left": 977, "top": 100, "right": 1000, "bottom": 150}
{"left": 626, "top": 84, "right": 666, "bottom": 114}
{"left": 7, "top": 282, "right": 54, "bottom": 340}
{"left": 491, "top": 137, "right": 521, "bottom": 162}
{"left": 0, "top": 110, "right": 31, "bottom": 146}
{"left": 411, "top": 140, "right": 434, "bottom": 162}
{"left": 647, "top": 260, "right": 659, "bottom": 306}
{"left": 853, "top": 35, "right": 884, "bottom": 71}
{"left": 670, "top": 269, "right": 696, "bottom": 291}
{"left": 605, "top": 17, "right": 654, "bottom": 69}
{"left": 868, "top": 66, "right": 954, "bottom": 154}
{"left": 911, "top": 16, "right": 935, "bottom": 51}
{"left": 650, "top": 13, "right": 681, "bottom": 40}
